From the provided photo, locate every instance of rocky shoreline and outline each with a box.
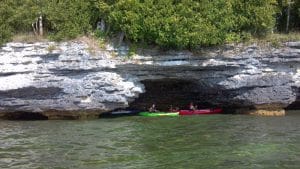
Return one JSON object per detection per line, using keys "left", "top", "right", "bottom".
{"left": 0, "top": 41, "right": 299, "bottom": 119}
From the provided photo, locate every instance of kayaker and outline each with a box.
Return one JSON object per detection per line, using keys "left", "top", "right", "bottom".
{"left": 169, "top": 105, "right": 179, "bottom": 112}
{"left": 149, "top": 104, "right": 158, "bottom": 112}
{"left": 169, "top": 105, "right": 173, "bottom": 112}
{"left": 189, "top": 102, "right": 196, "bottom": 110}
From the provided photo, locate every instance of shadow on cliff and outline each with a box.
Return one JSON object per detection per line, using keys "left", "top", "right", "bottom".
{"left": 128, "top": 78, "right": 223, "bottom": 111}
{"left": 287, "top": 87, "right": 300, "bottom": 110}
{"left": 1, "top": 112, "right": 48, "bottom": 120}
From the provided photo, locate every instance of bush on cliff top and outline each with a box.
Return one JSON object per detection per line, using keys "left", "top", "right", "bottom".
{"left": 45, "top": 0, "right": 98, "bottom": 41}
{"left": 106, "top": 0, "right": 277, "bottom": 48}
{"left": 0, "top": 0, "right": 299, "bottom": 48}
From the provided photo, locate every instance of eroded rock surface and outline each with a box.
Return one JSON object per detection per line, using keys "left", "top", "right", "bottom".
{"left": 0, "top": 42, "right": 144, "bottom": 119}
{"left": 119, "top": 43, "right": 299, "bottom": 112}
{"left": 0, "top": 41, "right": 299, "bottom": 119}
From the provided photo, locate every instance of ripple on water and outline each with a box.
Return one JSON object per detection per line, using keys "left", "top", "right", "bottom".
{"left": 0, "top": 113, "right": 299, "bottom": 169}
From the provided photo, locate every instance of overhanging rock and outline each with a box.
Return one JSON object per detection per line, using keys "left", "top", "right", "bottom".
{"left": 0, "top": 41, "right": 299, "bottom": 119}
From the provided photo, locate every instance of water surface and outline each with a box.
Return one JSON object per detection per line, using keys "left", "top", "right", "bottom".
{"left": 0, "top": 112, "right": 299, "bottom": 169}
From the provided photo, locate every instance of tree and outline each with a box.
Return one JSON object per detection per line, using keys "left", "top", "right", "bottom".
{"left": 286, "top": 0, "right": 293, "bottom": 33}
{"left": 1, "top": 0, "right": 297, "bottom": 48}
{"left": 0, "top": 0, "right": 14, "bottom": 45}
{"left": 45, "top": 0, "right": 97, "bottom": 40}
{"left": 105, "top": 0, "right": 277, "bottom": 48}
{"left": 276, "top": 0, "right": 300, "bottom": 32}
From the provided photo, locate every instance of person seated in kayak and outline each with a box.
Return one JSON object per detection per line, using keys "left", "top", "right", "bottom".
{"left": 169, "top": 105, "right": 174, "bottom": 112}
{"left": 169, "top": 105, "right": 179, "bottom": 112}
{"left": 189, "top": 102, "right": 196, "bottom": 110}
{"left": 149, "top": 104, "right": 158, "bottom": 112}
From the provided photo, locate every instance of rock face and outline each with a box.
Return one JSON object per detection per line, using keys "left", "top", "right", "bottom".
{"left": 0, "top": 42, "right": 144, "bottom": 119}
{"left": 0, "top": 41, "right": 299, "bottom": 119}
{"left": 117, "top": 43, "right": 299, "bottom": 114}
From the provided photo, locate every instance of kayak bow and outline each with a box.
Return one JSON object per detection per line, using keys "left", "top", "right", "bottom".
{"left": 139, "top": 112, "right": 179, "bottom": 117}
{"left": 179, "top": 108, "right": 222, "bottom": 115}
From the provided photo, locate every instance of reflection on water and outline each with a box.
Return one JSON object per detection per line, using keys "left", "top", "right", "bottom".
{"left": 0, "top": 112, "right": 299, "bottom": 169}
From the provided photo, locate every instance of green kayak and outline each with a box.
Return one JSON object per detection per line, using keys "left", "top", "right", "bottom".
{"left": 139, "top": 112, "right": 179, "bottom": 117}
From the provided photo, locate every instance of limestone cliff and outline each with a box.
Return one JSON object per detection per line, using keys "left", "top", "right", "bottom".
{"left": 0, "top": 41, "right": 299, "bottom": 119}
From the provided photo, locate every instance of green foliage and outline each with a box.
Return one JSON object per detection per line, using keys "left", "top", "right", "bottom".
{"left": 89, "top": 29, "right": 107, "bottom": 49}
{"left": 128, "top": 43, "right": 137, "bottom": 58}
{"left": 105, "top": 0, "right": 277, "bottom": 48}
{"left": 0, "top": 24, "right": 12, "bottom": 45}
{"left": 276, "top": 0, "right": 300, "bottom": 32}
{"left": 45, "top": 0, "right": 97, "bottom": 40}
{"left": 0, "top": 0, "right": 13, "bottom": 45}
{"left": 1, "top": 0, "right": 99, "bottom": 41}
{"left": 0, "top": 0, "right": 298, "bottom": 48}
{"left": 294, "top": 0, "right": 300, "bottom": 28}
{"left": 232, "top": 0, "right": 277, "bottom": 35}
{"left": 3, "top": 0, "right": 41, "bottom": 32}
{"left": 94, "top": 29, "right": 106, "bottom": 39}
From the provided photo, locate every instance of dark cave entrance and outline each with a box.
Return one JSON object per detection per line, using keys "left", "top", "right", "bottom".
{"left": 287, "top": 87, "right": 300, "bottom": 110}
{"left": 129, "top": 78, "right": 220, "bottom": 111}
{"left": 3, "top": 112, "right": 49, "bottom": 120}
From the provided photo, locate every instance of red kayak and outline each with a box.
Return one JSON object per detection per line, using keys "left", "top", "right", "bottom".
{"left": 179, "top": 108, "right": 222, "bottom": 115}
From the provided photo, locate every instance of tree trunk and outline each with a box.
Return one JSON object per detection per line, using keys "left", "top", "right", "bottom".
{"left": 32, "top": 23, "right": 38, "bottom": 36}
{"left": 106, "top": 24, "right": 111, "bottom": 34}
{"left": 118, "top": 32, "right": 125, "bottom": 46}
{"left": 100, "top": 19, "right": 105, "bottom": 32}
{"left": 286, "top": 0, "right": 291, "bottom": 33}
{"left": 97, "top": 19, "right": 105, "bottom": 32}
{"left": 39, "top": 15, "right": 43, "bottom": 36}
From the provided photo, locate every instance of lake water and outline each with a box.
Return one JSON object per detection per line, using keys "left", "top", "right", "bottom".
{"left": 0, "top": 111, "right": 299, "bottom": 169}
